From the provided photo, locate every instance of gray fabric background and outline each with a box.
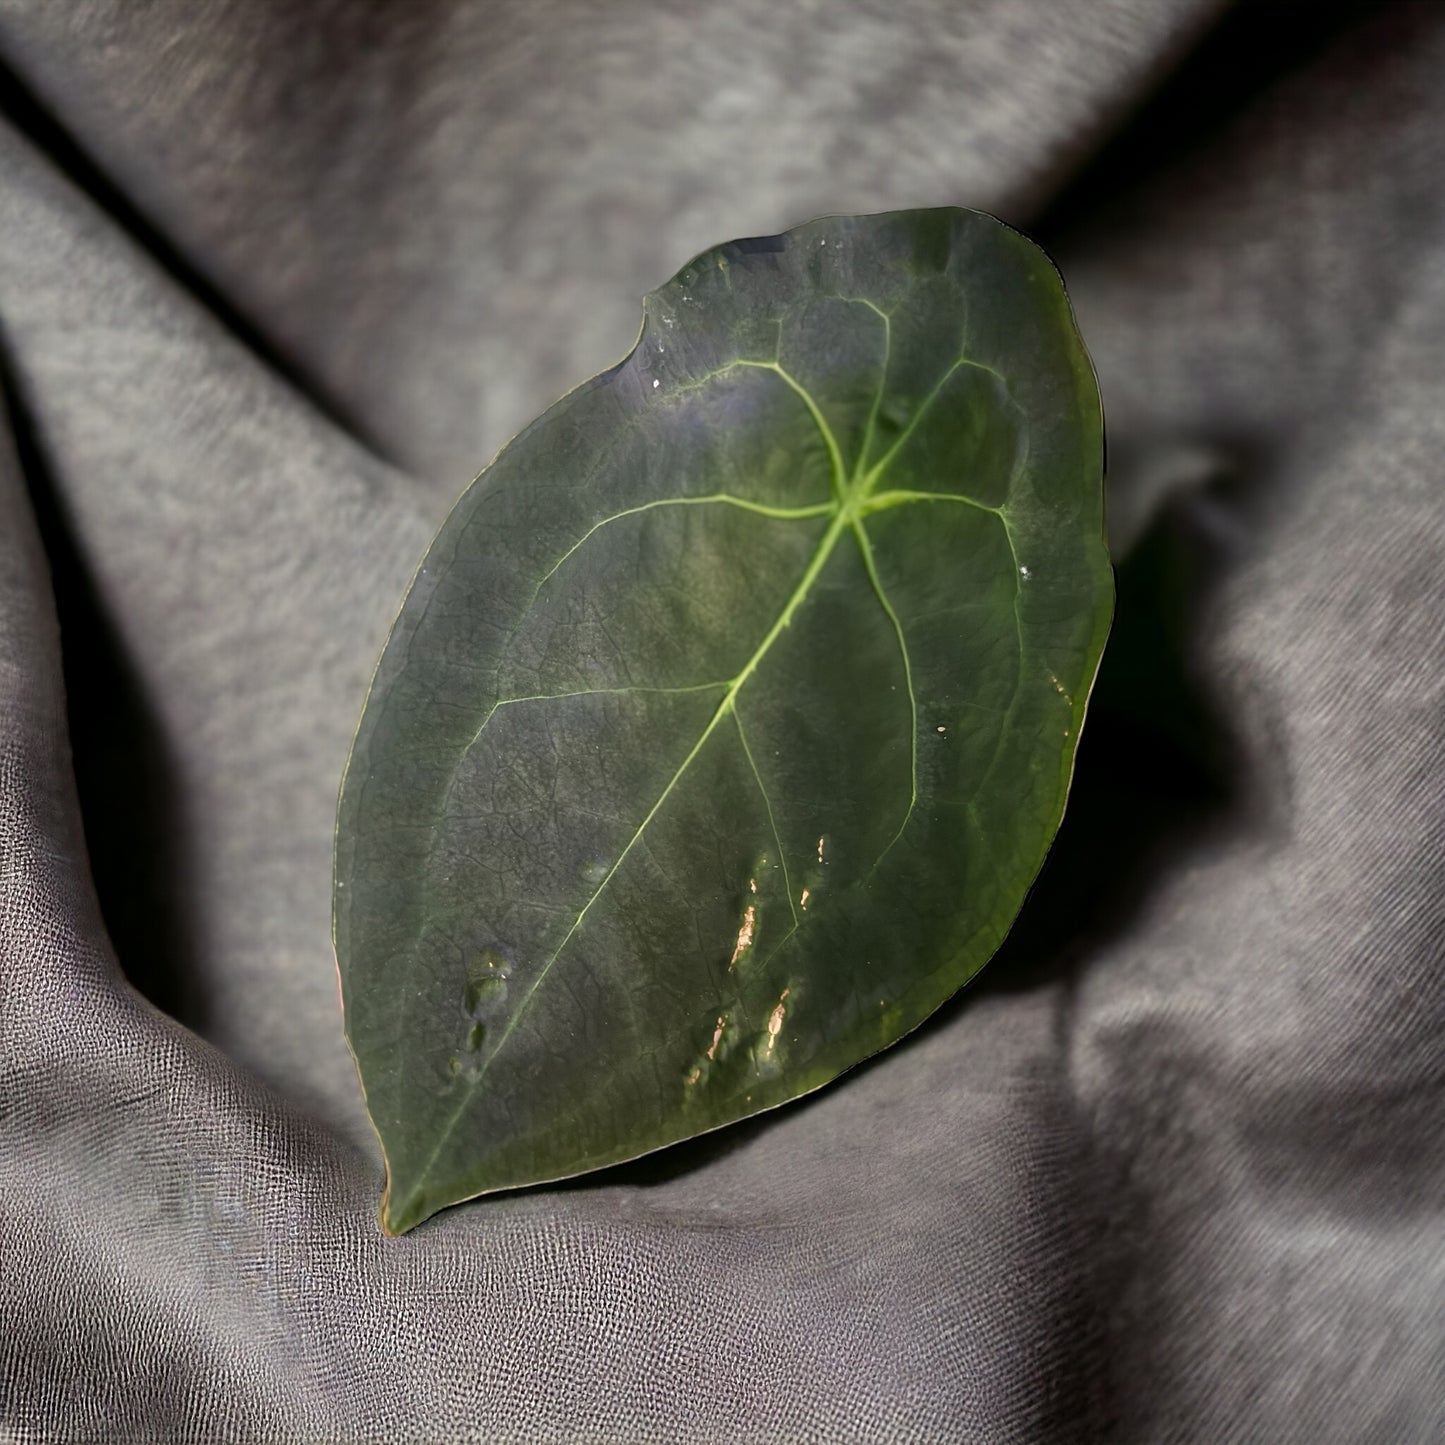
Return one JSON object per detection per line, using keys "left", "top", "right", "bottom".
{"left": 0, "top": 1, "right": 1441, "bottom": 1440}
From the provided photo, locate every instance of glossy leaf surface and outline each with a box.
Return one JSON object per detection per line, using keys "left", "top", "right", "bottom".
{"left": 335, "top": 208, "right": 1111, "bottom": 1233}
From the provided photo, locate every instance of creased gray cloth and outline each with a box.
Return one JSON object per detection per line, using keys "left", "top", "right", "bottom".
{"left": 1, "top": 2, "right": 1441, "bottom": 1440}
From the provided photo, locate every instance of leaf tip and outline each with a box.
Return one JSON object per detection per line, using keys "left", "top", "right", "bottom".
{"left": 379, "top": 1185, "right": 426, "bottom": 1237}
{"left": 378, "top": 1163, "right": 433, "bottom": 1237}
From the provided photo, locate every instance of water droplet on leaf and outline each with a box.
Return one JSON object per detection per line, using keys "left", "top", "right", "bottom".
{"left": 464, "top": 950, "right": 510, "bottom": 1014}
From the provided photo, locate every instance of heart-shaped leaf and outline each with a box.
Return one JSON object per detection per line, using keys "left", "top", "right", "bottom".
{"left": 335, "top": 208, "right": 1111, "bottom": 1234}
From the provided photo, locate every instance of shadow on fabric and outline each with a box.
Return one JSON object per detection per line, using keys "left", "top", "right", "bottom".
{"left": 0, "top": 343, "right": 207, "bottom": 1032}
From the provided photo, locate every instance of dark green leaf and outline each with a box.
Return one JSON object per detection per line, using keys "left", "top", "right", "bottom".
{"left": 334, "top": 208, "right": 1111, "bottom": 1234}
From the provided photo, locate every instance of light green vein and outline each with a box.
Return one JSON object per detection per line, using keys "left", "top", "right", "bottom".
{"left": 752, "top": 919, "right": 802, "bottom": 984}
{"left": 495, "top": 681, "right": 732, "bottom": 710}
{"left": 436, "top": 683, "right": 730, "bottom": 781}
{"left": 963, "top": 660, "right": 1028, "bottom": 843}
{"left": 841, "top": 297, "right": 892, "bottom": 484}
{"left": 859, "top": 491, "right": 1025, "bottom": 684}
{"left": 537, "top": 492, "right": 836, "bottom": 592}
{"left": 735, "top": 359, "right": 848, "bottom": 500}
{"left": 860, "top": 354, "right": 1012, "bottom": 494}
{"left": 861, "top": 488, "right": 1005, "bottom": 520}
{"left": 457, "top": 427, "right": 842, "bottom": 779}
{"left": 441, "top": 490, "right": 833, "bottom": 774}
{"left": 862, "top": 500, "right": 1026, "bottom": 850}
{"left": 733, "top": 704, "right": 798, "bottom": 928}
{"left": 849, "top": 516, "right": 918, "bottom": 864}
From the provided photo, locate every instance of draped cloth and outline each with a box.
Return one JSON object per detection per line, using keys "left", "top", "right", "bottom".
{"left": 1, "top": 2, "right": 1441, "bottom": 1438}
